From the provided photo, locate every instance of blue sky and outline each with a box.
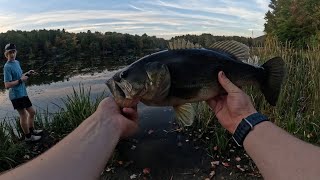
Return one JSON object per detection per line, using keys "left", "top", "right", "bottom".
{"left": 0, "top": 0, "right": 270, "bottom": 39}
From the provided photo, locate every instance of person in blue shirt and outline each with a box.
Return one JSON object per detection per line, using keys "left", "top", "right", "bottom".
{"left": 3, "top": 43, "right": 43, "bottom": 142}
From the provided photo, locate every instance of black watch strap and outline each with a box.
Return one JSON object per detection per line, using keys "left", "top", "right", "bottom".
{"left": 18, "top": 79, "right": 23, "bottom": 84}
{"left": 232, "top": 112, "right": 269, "bottom": 147}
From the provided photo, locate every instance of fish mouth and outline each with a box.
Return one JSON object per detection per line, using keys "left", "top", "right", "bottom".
{"left": 106, "top": 78, "right": 139, "bottom": 107}
{"left": 106, "top": 78, "right": 126, "bottom": 98}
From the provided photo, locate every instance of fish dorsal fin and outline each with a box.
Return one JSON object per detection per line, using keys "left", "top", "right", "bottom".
{"left": 209, "top": 40, "right": 250, "bottom": 61}
{"left": 173, "top": 103, "right": 195, "bottom": 126}
{"left": 168, "top": 38, "right": 202, "bottom": 50}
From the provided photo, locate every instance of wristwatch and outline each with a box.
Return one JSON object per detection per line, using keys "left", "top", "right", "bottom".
{"left": 18, "top": 79, "right": 23, "bottom": 84}
{"left": 232, "top": 112, "right": 269, "bottom": 147}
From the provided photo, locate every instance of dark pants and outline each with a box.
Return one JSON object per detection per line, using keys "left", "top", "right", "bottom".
{"left": 11, "top": 96, "right": 32, "bottom": 110}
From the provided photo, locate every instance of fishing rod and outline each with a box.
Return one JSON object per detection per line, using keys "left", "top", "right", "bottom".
{"left": 35, "top": 61, "right": 51, "bottom": 71}
{"left": 26, "top": 61, "right": 50, "bottom": 77}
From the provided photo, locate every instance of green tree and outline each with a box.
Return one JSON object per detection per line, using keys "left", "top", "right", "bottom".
{"left": 264, "top": 0, "right": 320, "bottom": 47}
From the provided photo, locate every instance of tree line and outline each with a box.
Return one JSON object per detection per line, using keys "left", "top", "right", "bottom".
{"left": 171, "top": 33, "right": 254, "bottom": 47}
{"left": 1, "top": 29, "right": 255, "bottom": 62}
{"left": 0, "top": 29, "right": 168, "bottom": 60}
{"left": 264, "top": 0, "right": 320, "bottom": 47}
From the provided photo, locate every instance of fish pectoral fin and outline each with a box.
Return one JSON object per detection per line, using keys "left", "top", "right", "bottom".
{"left": 209, "top": 40, "right": 250, "bottom": 61}
{"left": 173, "top": 103, "right": 195, "bottom": 126}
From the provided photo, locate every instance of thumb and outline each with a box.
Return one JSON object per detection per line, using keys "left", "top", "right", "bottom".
{"left": 218, "top": 71, "right": 241, "bottom": 93}
{"left": 206, "top": 98, "right": 217, "bottom": 110}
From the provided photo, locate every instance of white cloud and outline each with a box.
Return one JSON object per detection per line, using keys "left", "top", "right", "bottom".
{"left": 129, "top": 4, "right": 145, "bottom": 12}
{"left": 255, "top": 0, "right": 270, "bottom": 11}
{"left": 140, "top": 0, "right": 267, "bottom": 37}
{"left": 144, "top": 0, "right": 266, "bottom": 21}
{"left": 0, "top": 0, "right": 268, "bottom": 38}
{"left": 0, "top": 13, "right": 18, "bottom": 32}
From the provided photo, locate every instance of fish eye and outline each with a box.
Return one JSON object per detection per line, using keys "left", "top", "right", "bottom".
{"left": 120, "top": 70, "right": 128, "bottom": 78}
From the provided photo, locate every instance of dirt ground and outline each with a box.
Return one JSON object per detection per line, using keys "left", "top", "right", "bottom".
{"left": 101, "top": 106, "right": 262, "bottom": 180}
{"left": 22, "top": 105, "right": 262, "bottom": 180}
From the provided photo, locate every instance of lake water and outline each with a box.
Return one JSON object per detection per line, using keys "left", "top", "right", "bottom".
{"left": 0, "top": 56, "right": 139, "bottom": 121}
{"left": 1, "top": 56, "right": 210, "bottom": 175}
{"left": 0, "top": 68, "right": 115, "bottom": 120}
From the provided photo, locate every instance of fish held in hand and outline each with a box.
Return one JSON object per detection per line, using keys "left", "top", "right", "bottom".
{"left": 106, "top": 39, "right": 285, "bottom": 126}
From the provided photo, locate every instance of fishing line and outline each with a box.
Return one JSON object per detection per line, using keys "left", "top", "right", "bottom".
{"left": 26, "top": 61, "right": 51, "bottom": 76}
{"left": 34, "top": 61, "right": 50, "bottom": 72}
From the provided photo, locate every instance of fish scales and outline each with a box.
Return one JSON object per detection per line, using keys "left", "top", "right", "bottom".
{"left": 106, "top": 40, "right": 285, "bottom": 126}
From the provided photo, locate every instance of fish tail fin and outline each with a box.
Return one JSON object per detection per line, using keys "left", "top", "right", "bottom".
{"left": 260, "top": 57, "right": 285, "bottom": 106}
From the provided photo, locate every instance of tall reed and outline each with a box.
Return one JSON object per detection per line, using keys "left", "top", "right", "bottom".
{"left": 48, "top": 84, "right": 106, "bottom": 137}
{"left": 0, "top": 85, "right": 107, "bottom": 172}
{"left": 192, "top": 37, "right": 320, "bottom": 149}
{"left": 0, "top": 121, "right": 27, "bottom": 171}
{"left": 251, "top": 37, "right": 320, "bottom": 143}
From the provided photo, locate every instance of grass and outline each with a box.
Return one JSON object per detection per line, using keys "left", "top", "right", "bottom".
{"left": 0, "top": 84, "right": 107, "bottom": 172}
{"left": 47, "top": 84, "right": 106, "bottom": 137}
{"left": 0, "top": 38, "right": 319, "bottom": 176}
{"left": 250, "top": 37, "right": 320, "bottom": 143}
{"left": 190, "top": 37, "right": 320, "bottom": 152}
{"left": 192, "top": 102, "right": 230, "bottom": 153}
{"left": 0, "top": 121, "right": 28, "bottom": 171}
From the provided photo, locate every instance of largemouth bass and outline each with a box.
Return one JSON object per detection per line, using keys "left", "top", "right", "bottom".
{"left": 106, "top": 39, "right": 285, "bottom": 126}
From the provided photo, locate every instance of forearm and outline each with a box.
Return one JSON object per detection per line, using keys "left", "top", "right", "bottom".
{"left": 4, "top": 80, "right": 20, "bottom": 88}
{"left": 1, "top": 112, "right": 121, "bottom": 180}
{"left": 244, "top": 121, "right": 320, "bottom": 180}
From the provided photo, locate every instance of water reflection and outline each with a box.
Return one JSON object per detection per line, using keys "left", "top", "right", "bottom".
{"left": 0, "top": 56, "right": 135, "bottom": 120}
{"left": 0, "top": 56, "right": 137, "bottom": 91}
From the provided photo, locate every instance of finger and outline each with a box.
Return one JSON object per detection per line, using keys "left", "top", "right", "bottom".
{"left": 122, "top": 107, "right": 137, "bottom": 114}
{"left": 212, "top": 96, "right": 225, "bottom": 114}
{"left": 122, "top": 107, "right": 138, "bottom": 122}
{"left": 130, "top": 104, "right": 137, "bottom": 111}
{"left": 206, "top": 98, "right": 217, "bottom": 109}
{"left": 218, "top": 71, "right": 241, "bottom": 93}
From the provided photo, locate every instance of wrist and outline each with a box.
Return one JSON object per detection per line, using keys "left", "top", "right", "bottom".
{"left": 92, "top": 111, "right": 122, "bottom": 140}
{"left": 18, "top": 79, "right": 22, "bottom": 84}
{"left": 230, "top": 111, "right": 257, "bottom": 134}
{"left": 232, "top": 112, "right": 269, "bottom": 147}
{"left": 93, "top": 111, "right": 122, "bottom": 138}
